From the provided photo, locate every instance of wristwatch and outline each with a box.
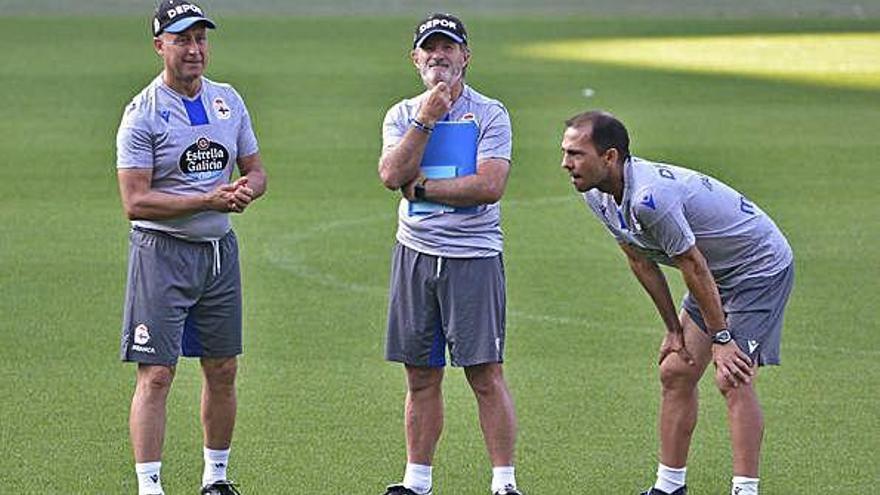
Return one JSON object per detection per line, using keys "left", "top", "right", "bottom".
{"left": 414, "top": 177, "right": 428, "bottom": 201}
{"left": 711, "top": 329, "right": 733, "bottom": 345}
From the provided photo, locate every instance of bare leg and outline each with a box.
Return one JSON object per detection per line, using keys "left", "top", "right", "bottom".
{"left": 658, "top": 313, "right": 712, "bottom": 468}
{"left": 404, "top": 365, "right": 445, "bottom": 464}
{"left": 716, "top": 367, "right": 763, "bottom": 477}
{"left": 464, "top": 363, "right": 517, "bottom": 467}
{"left": 201, "top": 357, "right": 238, "bottom": 450}
{"left": 130, "top": 364, "right": 175, "bottom": 462}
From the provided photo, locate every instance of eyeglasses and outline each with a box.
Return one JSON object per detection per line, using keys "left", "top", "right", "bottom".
{"left": 163, "top": 34, "right": 208, "bottom": 48}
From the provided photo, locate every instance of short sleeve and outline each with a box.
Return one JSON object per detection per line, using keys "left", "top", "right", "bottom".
{"left": 231, "top": 88, "right": 259, "bottom": 158}
{"left": 116, "top": 101, "right": 154, "bottom": 169}
{"left": 382, "top": 103, "right": 408, "bottom": 150}
{"left": 477, "top": 104, "right": 512, "bottom": 162}
{"left": 632, "top": 186, "right": 695, "bottom": 257}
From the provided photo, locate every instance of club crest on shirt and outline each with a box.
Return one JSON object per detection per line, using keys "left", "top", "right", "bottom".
{"left": 461, "top": 112, "right": 477, "bottom": 125}
{"left": 179, "top": 137, "right": 229, "bottom": 181}
{"left": 212, "top": 97, "right": 231, "bottom": 120}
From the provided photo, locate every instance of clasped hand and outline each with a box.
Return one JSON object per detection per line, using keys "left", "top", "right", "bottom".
{"left": 208, "top": 177, "right": 253, "bottom": 213}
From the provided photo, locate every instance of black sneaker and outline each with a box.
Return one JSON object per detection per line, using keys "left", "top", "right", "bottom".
{"left": 383, "top": 483, "right": 432, "bottom": 495}
{"left": 494, "top": 486, "right": 524, "bottom": 495}
{"left": 640, "top": 486, "right": 687, "bottom": 495}
{"left": 200, "top": 480, "right": 241, "bottom": 495}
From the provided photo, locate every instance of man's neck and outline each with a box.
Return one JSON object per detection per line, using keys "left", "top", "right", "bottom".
{"left": 163, "top": 72, "right": 202, "bottom": 98}
{"left": 449, "top": 79, "right": 464, "bottom": 102}
{"left": 607, "top": 160, "right": 626, "bottom": 205}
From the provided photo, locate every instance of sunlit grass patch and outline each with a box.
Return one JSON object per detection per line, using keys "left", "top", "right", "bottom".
{"left": 515, "top": 33, "right": 880, "bottom": 90}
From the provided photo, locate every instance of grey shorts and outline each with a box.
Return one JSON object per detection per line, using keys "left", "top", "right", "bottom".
{"left": 683, "top": 263, "right": 794, "bottom": 366}
{"left": 385, "top": 243, "right": 506, "bottom": 367}
{"left": 120, "top": 228, "right": 242, "bottom": 366}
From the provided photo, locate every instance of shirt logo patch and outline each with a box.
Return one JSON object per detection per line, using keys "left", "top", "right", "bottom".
{"left": 212, "top": 97, "right": 231, "bottom": 120}
{"left": 179, "top": 137, "right": 229, "bottom": 181}
{"left": 461, "top": 112, "right": 477, "bottom": 125}
{"left": 640, "top": 193, "right": 656, "bottom": 210}
{"left": 160, "top": 109, "right": 171, "bottom": 123}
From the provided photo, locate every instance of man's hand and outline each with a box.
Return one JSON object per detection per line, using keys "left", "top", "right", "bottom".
{"left": 712, "top": 342, "right": 755, "bottom": 387}
{"left": 416, "top": 82, "right": 452, "bottom": 125}
{"left": 400, "top": 175, "right": 425, "bottom": 202}
{"left": 204, "top": 177, "right": 254, "bottom": 213}
{"left": 227, "top": 177, "right": 255, "bottom": 213}
{"left": 658, "top": 330, "right": 695, "bottom": 366}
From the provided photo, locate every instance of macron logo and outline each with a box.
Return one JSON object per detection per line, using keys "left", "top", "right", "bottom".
{"left": 419, "top": 19, "right": 457, "bottom": 34}
{"left": 640, "top": 194, "right": 656, "bottom": 210}
{"left": 748, "top": 340, "right": 760, "bottom": 353}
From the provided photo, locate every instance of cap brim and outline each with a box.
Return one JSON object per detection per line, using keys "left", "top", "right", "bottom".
{"left": 414, "top": 29, "right": 465, "bottom": 48}
{"left": 164, "top": 16, "right": 216, "bottom": 34}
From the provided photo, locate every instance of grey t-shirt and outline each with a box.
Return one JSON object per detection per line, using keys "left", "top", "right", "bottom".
{"left": 382, "top": 84, "right": 512, "bottom": 258}
{"left": 117, "top": 74, "right": 259, "bottom": 242}
{"left": 585, "top": 156, "right": 793, "bottom": 290}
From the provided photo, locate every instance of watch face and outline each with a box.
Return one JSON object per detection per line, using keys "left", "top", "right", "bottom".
{"left": 712, "top": 330, "right": 732, "bottom": 344}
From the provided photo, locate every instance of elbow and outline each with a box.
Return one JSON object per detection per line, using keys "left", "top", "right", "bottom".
{"left": 122, "top": 199, "right": 147, "bottom": 220}
{"left": 482, "top": 184, "right": 505, "bottom": 204}
{"left": 121, "top": 197, "right": 149, "bottom": 221}
{"left": 378, "top": 164, "right": 402, "bottom": 191}
{"left": 123, "top": 206, "right": 142, "bottom": 221}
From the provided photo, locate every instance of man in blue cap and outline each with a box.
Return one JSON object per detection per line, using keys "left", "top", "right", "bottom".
{"left": 378, "top": 12, "right": 523, "bottom": 495}
{"left": 116, "top": 1, "right": 267, "bottom": 494}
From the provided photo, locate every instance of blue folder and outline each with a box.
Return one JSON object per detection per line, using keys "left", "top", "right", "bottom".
{"left": 409, "top": 120, "right": 479, "bottom": 215}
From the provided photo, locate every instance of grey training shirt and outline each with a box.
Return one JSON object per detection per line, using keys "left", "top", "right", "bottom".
{"left": 585, "top": 156, "right": 793, "bottom": 290}
{"left": 117, "top": 74, "right": 259, "bottom": 242}
{"left": 382, "top": 84, "right": 512, "bottom": 258}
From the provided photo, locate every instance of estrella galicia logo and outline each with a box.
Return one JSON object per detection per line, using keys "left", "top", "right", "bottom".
{"left": 179, "top": 137, "right": 229, "bottom": 181}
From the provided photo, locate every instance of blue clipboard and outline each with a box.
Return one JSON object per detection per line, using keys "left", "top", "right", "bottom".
{"left": 408, "top": 120, "right": 479, "bottom": 215}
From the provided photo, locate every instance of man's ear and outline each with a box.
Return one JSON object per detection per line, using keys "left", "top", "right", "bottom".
{"left": 153, "top": 37, "right": 164, "bottom": 56}
{"left": 604, "top": 147, "right": 620, "bottom": 166}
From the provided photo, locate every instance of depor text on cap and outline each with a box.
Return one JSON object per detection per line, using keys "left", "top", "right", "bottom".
{"left": 413, "top": 13, "right": 468, "bottom": 49}
{"left": 153, "top": 0, "right": 217, "bottom": 37}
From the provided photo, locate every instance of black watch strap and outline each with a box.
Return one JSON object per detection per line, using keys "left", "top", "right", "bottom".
{"left": 414, "top": 178, "right": 428, "bottom": 200}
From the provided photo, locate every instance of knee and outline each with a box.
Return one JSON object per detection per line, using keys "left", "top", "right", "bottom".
{"left": 203, "top": 357, "right": 237, "bottom": 388}
{"left": 465, "top": 363, "right": 504, "bottom": 397}
{"left": 659, "top": 360, "right": 700, "bottom": 392}
{"left": 137, "top": 365, "right": 175, "bottom": 394}
{"left": 714, "top": 369, "right": 747, "bottom": 399}
{"left": 406, "top": 366, "right": 443, "bottom": 395}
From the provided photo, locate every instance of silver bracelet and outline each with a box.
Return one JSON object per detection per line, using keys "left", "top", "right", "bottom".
{"left": 411, "top": 119, "right": 434, "bottom": 134}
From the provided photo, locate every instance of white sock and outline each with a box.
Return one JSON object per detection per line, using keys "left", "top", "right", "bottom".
{"left": 654, "top": 463, "right": 687, "bottom": 493}
{"left": 402, "top": 463, "right": 432, "bottom": 494}
{"left": 732, "top": 476, "right": 759, "bottom": 495}
{"left": 135, "top": 461, "right": 164, "bottom": 495}
{"left": 202, "top": 447, "right": 230, "bottom": 486}
{"left": 491, "top": 466, "right": 517, "bottom": 493}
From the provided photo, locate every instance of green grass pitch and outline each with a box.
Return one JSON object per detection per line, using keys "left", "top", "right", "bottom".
{"left": 0, "top": 13, "right": 878, "bottom": 493}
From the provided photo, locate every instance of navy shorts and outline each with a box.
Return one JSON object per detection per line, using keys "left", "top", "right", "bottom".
{"left": 683, "top": 263, "right": 794, "bottom": 366}
{"left": 120, "top": 228, "right": 242, "bottom": 366}
{"left": 385, "top": 243, "right": 506, "bottom": 367}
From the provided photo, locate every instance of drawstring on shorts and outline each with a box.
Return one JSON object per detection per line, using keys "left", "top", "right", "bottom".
{"left": 211, "top": 239, "right": 221, "bottom": 277}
